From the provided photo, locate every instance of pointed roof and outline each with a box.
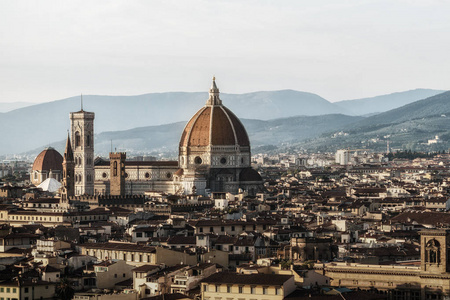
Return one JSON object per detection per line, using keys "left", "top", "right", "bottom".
{"left": 64, "top": 133, "right": 74, "bottom": 162}
{"left": 37, "top": 178, "right": 62, "bottom": 193}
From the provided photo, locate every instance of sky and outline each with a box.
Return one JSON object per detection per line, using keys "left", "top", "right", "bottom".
{"left": 1, "top": 0, "right": 449, "bottom": 104}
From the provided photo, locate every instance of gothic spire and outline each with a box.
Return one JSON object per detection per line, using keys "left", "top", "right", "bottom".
{"left": 64, "top": 132, "right": 74, "bottom": 162}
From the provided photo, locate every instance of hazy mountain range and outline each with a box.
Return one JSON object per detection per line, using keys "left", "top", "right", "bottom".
{"left": 302, "top": 91, "right": 450, "bottom": 152}
{"left": 335, "top": 88, "right": 445, "bottom": 116}
{"left": 0, "top": 102, "right": 34, "bottom": 113}
{"left": 1, "top": 88, "right": 447, "bottom": 156}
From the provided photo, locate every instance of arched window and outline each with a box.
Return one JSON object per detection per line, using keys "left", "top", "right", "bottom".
{"left": 86, "top": 134, "right": 90, "bottom": 147}
{"left": 426, "top": 239, "right": 441, "bottom": 264}
{"left": 113, "top": 161, "right": 118, "bottom": 176}
{"left": 75, "top": 132, "right": 81, "bottom": 148}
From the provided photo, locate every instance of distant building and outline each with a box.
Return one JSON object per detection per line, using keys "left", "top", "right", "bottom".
{"left": 30, "top": 147, "right": 63, "bottom": 185}
{"left": 201, "top": 273, "right": 296, "bottom": 300}
{"left": 316, "top": 229, "right": 450, "bottom": 299}
{"left": 428, "top": 135, "right": 441, "bottom": 145}
{"left": 335, "top": 149, "right": 350, "bottom": 165}
{"left": 60, "top": 78, "right": 263, "bottom": 197}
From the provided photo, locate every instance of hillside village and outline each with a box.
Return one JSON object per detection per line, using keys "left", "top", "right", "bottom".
{"left": 2, "top": 151, "right": 450, "bottom": 299}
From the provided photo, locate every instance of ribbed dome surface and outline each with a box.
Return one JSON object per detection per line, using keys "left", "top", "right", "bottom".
{"left": 180, "top": 105, "right": 250, "bottom": 147}
{"left": 32, "top": 147, "right": 63, "bottom": 172}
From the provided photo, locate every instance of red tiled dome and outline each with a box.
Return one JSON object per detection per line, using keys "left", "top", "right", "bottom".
{"left": 32, "top": 147, "right": 63, "bottom": 172}
{"left": 179, "top": 103, "right": 249, "bottom": 147}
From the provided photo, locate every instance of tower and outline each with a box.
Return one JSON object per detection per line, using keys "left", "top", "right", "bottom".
{"left": 61, "top": 133, "right": 75, "bottom": 203}
{"left": 420, "top": 229, "right": 450, "bottom": 273}
{"left": 70, "top": 103, "right": 95, "bottom": 196}
{"left": 109, "top": 152, "right": 126, "bottom": 196}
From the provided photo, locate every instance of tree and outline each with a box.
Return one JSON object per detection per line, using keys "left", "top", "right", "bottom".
{"left": 56, "top": 277, "right": 75, "bottom": 300}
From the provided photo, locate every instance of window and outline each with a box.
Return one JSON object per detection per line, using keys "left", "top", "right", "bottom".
{"left": 113, "top": 161, "right": 118, "bottom": 176}
{"left": 227, "top": 285, "right": 231, "bottom": 293}
{"left": 238, "top": 286, "right": 243, "bottom": 293}
{"left": 210, "top": 227, "right": 214, "bottom": 233}
{"left": 114, "top": 274, "right": 117, "bottom": 278}
{"left": 215, "top": 285, "right": 220, "bottom": 292}
{"left": 136, "top": 232, "right": 142, "bottom": 238}
{"left": 251, "top": 286, "right": 255, "bottom": 294}
{"left": 426, "top": 239, "right": 441, "bottom": 264}
{"left": 12, "top": 288, "right": 16, "bottom": 293}
{"left": 231, "top": 226, "right": 235, "bottom": 231}
{"left": 275, "top": 288, "right": 279, "bottom": 295}
{"left": 203, "top": 285, "right": 207, "bottom": 292}
{"left": 75, "top": 132, "right": 80, "bottom": 148}
{"left": 123, "top": 273, "right": 126, "bottom": 277}
{"left": 221, "top": 226, "right": 225, "bottom": 232}
{"left": 263, "top": 287, "right": 268, "bottom": 294}
{"left": 200, "top": 228, "right": 203, "bottom": 233}
{"left": 24, "top": 288, "right": 29, "bottom": 293}
{"left": 6, "top": 288, "right": 10, "bottom": 293}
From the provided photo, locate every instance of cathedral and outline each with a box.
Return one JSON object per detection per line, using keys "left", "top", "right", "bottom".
{"left": 53, "top": 78, "right": 263, "bottom": 198}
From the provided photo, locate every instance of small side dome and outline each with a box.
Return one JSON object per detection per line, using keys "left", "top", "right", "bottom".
{"left": 239, "top": 168, "right": 263, "bottom": 182}
{"left": 32, "top": 147, "right": 63, "bottom": 172}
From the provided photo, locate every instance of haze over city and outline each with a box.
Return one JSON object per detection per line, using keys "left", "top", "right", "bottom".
{"left": 1, "top": 0, "right": 449, "bottom": 104}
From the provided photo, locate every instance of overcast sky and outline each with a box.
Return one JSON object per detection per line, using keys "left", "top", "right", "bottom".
{"left": 1, "top": 0, "right": 449, "bottom": 104}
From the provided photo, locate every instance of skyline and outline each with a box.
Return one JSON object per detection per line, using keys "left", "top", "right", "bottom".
{"left": 1, "top": 0, "right": 449, "bottom": 104}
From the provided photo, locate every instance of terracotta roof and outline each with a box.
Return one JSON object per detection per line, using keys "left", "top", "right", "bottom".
{"left": 132, "top": 265, "right": 160, "bottom": 272}
{"left": 391, "top": 211, "right": 450, "bottom": 226}
{"left": 141, "top": 292, "right": 190, "bottom": 300}
{"left": 167, "top": 236, "right": 196, "bottom": 245}
{"left": 32, "top": 147, "right": 63, "bottom": 172}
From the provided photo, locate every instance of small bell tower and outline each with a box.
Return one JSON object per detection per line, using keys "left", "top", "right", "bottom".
{"left": 61, "top": 133, "right": 75, "bottom": 206}
{"left": 109, "top": 152, "right": 126, "bottom": 196}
